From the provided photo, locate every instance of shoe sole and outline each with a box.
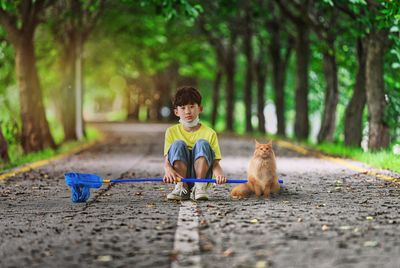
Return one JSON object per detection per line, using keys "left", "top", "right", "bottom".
{"left": 193, "top": 195, "right": 209, "bottom": 201}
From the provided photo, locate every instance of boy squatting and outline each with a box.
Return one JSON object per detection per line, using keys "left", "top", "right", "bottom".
{"left": 163, "top": 86, "right": 227, "bottom": 201}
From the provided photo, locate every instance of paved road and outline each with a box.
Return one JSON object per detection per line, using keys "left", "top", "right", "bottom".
{"left": 0, "top": 123, "right": 399, "bottom": 268}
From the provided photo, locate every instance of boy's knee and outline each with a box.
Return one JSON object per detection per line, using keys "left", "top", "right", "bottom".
{"left": 193, "top": 139, "right": 213, "bottom": 156}
{"left": 194, "top": 139, "right": 211, "bottom": 150}
{"left": 168, "top": 140, "right": 190, "bottom": 166}
{"left": 171, "top": 140, "right": 188, "bottom": 150}
{"left": 193, "top": 139, "right": 214, "bottom": 167}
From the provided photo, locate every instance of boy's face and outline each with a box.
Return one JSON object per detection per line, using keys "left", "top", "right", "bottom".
{"left": 174, "top": 103, "right": 203, "bottom": 122}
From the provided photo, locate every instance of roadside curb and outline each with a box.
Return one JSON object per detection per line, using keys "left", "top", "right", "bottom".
{"left": 275, "top": 140, "right": 400, "bottom": 185}
{"left": 0, "top": 140, "right": 99, "bottom": 182}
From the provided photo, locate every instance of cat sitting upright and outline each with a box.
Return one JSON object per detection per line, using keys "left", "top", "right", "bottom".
{"left": 230, "top": 140, "right": 280, "bottom": 199}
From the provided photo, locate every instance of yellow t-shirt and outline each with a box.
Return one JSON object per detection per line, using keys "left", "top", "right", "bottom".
{"left": 164, "top": 123, "right": 222, "bottom": 160}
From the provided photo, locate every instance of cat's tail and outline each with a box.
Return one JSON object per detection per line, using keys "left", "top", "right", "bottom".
{"left": 230, "top": 179, "right": 254, "bottom": 199}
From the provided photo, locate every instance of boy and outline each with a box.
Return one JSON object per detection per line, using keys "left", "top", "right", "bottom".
{"left": 163, "top": 86, "right": 227, "bottom": 201}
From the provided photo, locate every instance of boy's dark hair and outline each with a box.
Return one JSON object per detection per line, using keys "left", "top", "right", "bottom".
{"left": 173, "top": 86, "right": 202, "bottom": 108}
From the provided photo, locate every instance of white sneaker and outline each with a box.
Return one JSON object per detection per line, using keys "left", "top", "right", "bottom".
{"left": 167, "top": 183, "right": 190, "bottom": 201}
{"left": 191, "top": 183, "right": 209, "bottom": 201}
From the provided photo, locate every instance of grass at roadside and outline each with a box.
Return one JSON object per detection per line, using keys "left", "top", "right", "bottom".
{"left": 305, "top": 142, "right": 400, "bottom": 173}
{"left": 0, "top": 127, "right": 101, "bottom": 173}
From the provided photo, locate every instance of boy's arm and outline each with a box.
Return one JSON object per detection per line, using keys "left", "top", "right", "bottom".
{"left": 212, "top": 160, "right": 227, "bottom": 184}
{"left": 163, "top": 155, "right": 182, "bottom": 183}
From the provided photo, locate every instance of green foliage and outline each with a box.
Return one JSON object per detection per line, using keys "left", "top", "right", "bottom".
{"left": 308, "top": 142, "right": 400, "bottom": 173}
{"left": 0, "top": 0, "right": 18, "bottom": 13}
{"left": 0, "top": 32, "right": 20, "bottom": 149}
{"left": 139, "top": 0, "right": 203, "bottom": 21}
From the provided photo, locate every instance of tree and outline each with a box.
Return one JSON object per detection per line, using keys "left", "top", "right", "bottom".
{"left": 241, "top": 2, "right": 254, "bottom": 133}
{"left": 199, "top": 2, "right": 239, "bottom": 132}
{"left": 344, "top": 38, "right": 367, "bottom": 147}
{"left": 276, "top": 0, "right": 311, "bottom": 140}
{"left": 48, "top": 0, "right": 104, "bottom": 141}
{"left": 254, "top": 34, "right": 268, "bottom": 134}
{"left": 0, "top": 0, "right": 55, "bottom": 152}
{"left": 338, "top": 0, "right": 398, "bottom": 149}
{"left": 366, "top": 28, "right": 390, "bottom": 149}
{"left": 267, "top": 1, "right": 293, "bottom": 136}
{"left": 335, "top": 2, "right": 368, "bottom": 147}
{"left": 303, "top": 2, "right": 341, "bottom": 143}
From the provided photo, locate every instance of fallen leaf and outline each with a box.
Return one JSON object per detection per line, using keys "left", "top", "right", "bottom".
{"left": 366, "top": 216, "right": 374, "bottom": 221}
{"left": 322, "top": 225, "right": 330, "bottom": 231}
{"left": 250, "top": 218, "right": 259, "bottom": 224}
{"left": 146, "top": 203, "right": 155, "bottom": 208}
{"left": 170, "top": 250, "right": 178, "bottom": 261}
{"left": 223, "top": 248, "right": 234, "bottom": 257}
{"left": 364, "top": 241, "right": 379, "bottom": 247}
{"left": 255, "top": 260, "right": 267, "bottom": 268}
{"left": 297, "top": 218, "right": 303, "bottom": 222}
{"left": 339, "top": 226, "right": 352, "bottom": 230}
{"left": 202, "top": 242, "right": 214, "bottom": 251}
{"left": 97, "top": 255, "right": 113, "bottom": 262}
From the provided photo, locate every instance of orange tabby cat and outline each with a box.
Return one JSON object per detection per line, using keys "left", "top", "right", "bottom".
{"left": 230, "top": 140, "right": 280, "bottom": 199}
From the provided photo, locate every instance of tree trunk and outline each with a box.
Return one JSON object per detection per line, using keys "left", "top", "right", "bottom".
{"left": 255, "top": 56, "right": 267, "bottom": 134}
{"left": 127, "top": 90, "right": 140, "bottom": 121}
{"left": 211, "top": 65, "right": 223, "bottom": 128}
{"left": 269, "top": 26, "right": 283, "bottom": 136}
{"left": 317, "top": 41, "right": 339, "bottom": 143}
{"left": 254, "top": 32, "right": 268, "bottom": 134}
{"left": 225, "top": 33, "right": 237, "bottom": 132}
{"left": 344, "top": 38, "right": 367, "bottom": 147}
{"left": 75, "top": 34, "right": 84, "bottom": 139}
{"left": 294, "top": 22, "right": 310, "bottom": 140}
{"left": 0, "top": 128, "right": 10, "bottom": 163}
{"left": 58, "top": 37, "right": 77, "bottom": 141}
{"left": 15, "top": 34, "right": 56, "bottom": 152}
{"left": 270, "top": 30, "right": 292, "bottom": 137}
{"left": 366, "top": 30, "right": 390, "bottom": 150}
{"left": 243, "top": 8, "right": 253, "bottom": 133}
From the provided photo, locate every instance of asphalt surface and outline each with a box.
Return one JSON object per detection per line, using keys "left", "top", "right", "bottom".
{"left": 0, "top": 122, "right": 399, "bottom": 268}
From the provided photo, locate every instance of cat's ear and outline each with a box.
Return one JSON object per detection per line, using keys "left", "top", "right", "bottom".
{"left": 255, "top": 139, "right": 260, "bottom": 146}
{"left": 267, "top": 140, "right": 273, "bottom": 146}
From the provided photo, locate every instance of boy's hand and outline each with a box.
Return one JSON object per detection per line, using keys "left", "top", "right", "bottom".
{"left": 215, "top": 174, "right": 227, "bottom": 184}
{"left": 163, "top": 166, "right": 182, "bottom": 183}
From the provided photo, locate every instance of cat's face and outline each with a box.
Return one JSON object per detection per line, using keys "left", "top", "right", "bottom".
{"left": 254, "top": 140, "right": 274, "bottom": 158}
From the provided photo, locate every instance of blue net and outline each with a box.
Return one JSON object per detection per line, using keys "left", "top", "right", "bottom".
{"left": 64, "top": 172, "right": 103, "bottom": 203}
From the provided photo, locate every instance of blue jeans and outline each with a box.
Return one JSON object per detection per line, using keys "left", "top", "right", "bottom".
{"left": 168, "top": 139, "right": 215, "bottom": 187}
